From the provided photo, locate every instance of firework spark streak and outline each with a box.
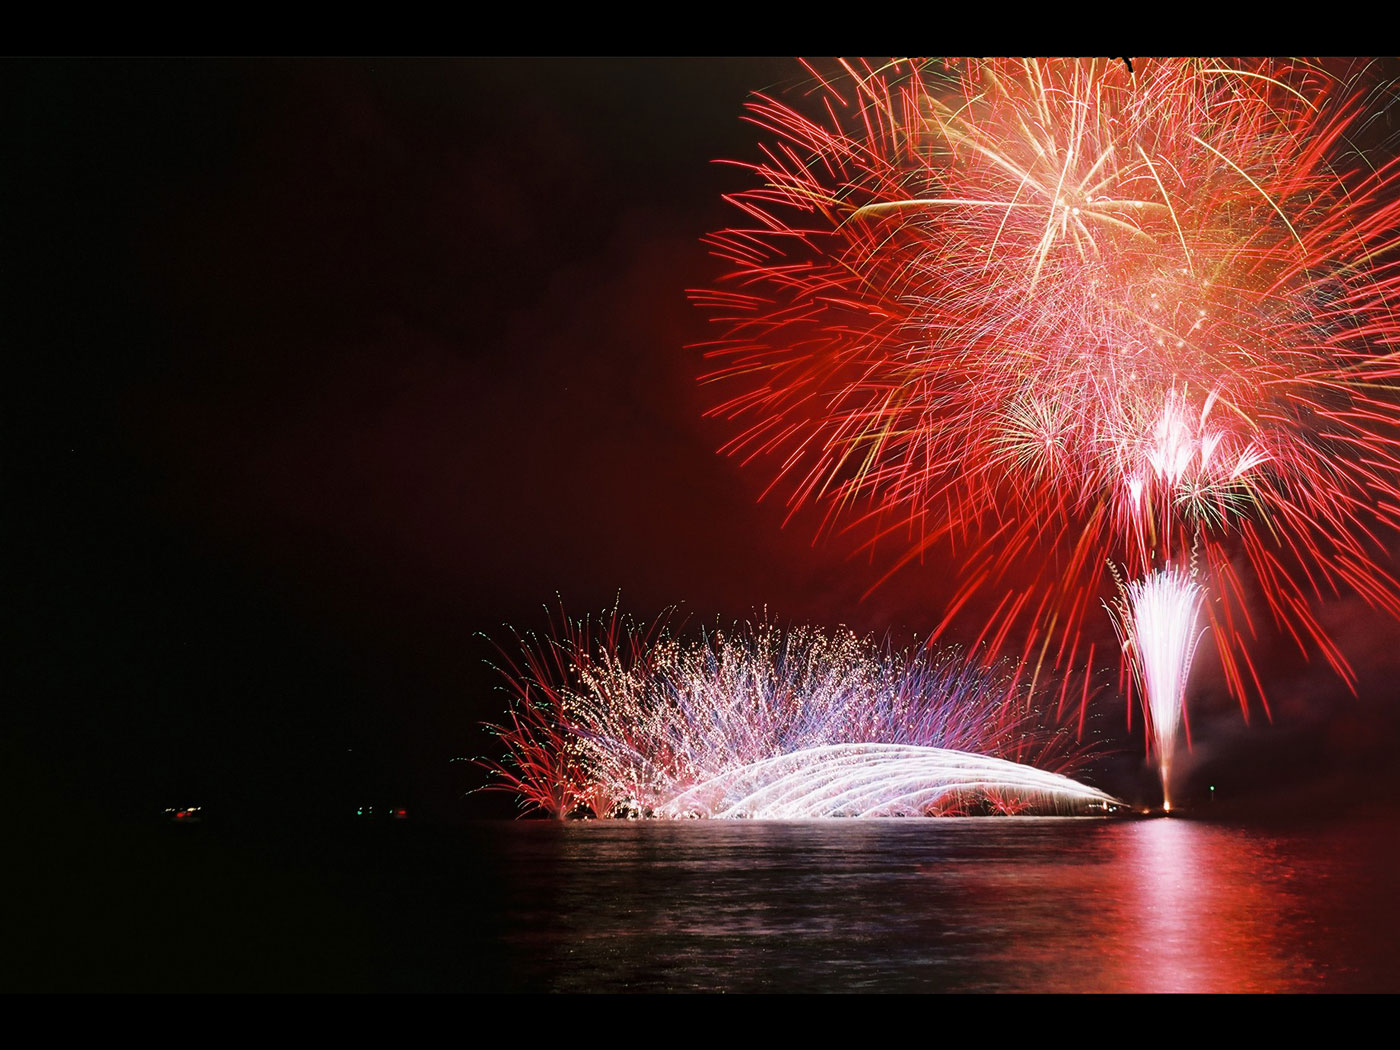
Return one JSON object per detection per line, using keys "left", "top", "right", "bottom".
{"left": 695, "top": 58, "right": 1400, "bottom": 723}
{"left": 1108, "top": 567, "right": 1207, "bottom": 809}
{"left": 480, "top": 611, "right": 1117, "bottom": 818}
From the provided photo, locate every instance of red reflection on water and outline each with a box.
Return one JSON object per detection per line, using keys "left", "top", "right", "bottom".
{"left": 1110, "top": 819, "right": 1312, "bottom": 993}
{"left": 495, "top": 817, "right": 1395, "bottom": 992}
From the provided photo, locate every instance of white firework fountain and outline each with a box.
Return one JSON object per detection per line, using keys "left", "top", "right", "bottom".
{"left": 1109, "top": 566, "right": 1207, "bottom": 811}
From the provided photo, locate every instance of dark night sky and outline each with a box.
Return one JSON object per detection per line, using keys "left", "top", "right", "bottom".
{"left": 10, "top": 57, "right": 1400, "bottom": 824}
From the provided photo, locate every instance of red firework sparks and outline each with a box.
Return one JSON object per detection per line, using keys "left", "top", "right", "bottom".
{"left": 694, "top": 57, "right": 1400, "bottom": 721}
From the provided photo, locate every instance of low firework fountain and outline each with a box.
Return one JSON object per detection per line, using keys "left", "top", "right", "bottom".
{"left": 480, "top": 611, "right": 1120, "bottom": 819}
{"left": 661, "top": 743, "right": 1119, "bottom": 819}
{"left": 1109, "top": 567, "right": 1207, "bottom": 810}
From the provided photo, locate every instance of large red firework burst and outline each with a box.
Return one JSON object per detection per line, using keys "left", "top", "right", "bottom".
{"left": 695, "top": 58, "right": 1400, "bottom": 721}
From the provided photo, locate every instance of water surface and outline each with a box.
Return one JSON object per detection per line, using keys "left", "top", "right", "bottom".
{"left": 26, "top": 810, "right": 1400, "bottom": 992}
{"left": 467, "top": 813, "right": 1400, "bottom": 992}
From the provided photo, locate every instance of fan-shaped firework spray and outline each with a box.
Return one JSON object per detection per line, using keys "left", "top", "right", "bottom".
{"left": 479, "top": 609, "right": 1113, "bottom": 818}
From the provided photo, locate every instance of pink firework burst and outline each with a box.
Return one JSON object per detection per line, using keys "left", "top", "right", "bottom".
{"left": 695, "top": 57, "right": 1400, "bottom": 722}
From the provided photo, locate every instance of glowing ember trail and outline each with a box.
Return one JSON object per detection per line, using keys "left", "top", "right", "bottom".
{"left": 1108, "top": 567, "right": 1207, "bottom": 809}
{"left": 695, "top": 57, "right": 1400, "bottom": 732}
{"left": 480, "top": 611, "right": 1117, "bottom": 818}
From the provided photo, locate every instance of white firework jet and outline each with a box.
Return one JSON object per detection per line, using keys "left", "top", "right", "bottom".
{"left": 1108, "top": 565, "right": 1208, "bottom": 811}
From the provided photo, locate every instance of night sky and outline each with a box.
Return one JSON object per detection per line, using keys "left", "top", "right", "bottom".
{"left": 12, "top": 57, "right": 1400, "bottom": 827}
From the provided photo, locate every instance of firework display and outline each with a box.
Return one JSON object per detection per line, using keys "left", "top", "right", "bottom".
{"left": 695, "top": 58, "right": 1400, "bottom": 737}
{"left": 1108, "top": 566, "right": 1207, "bottom": 808}
{"left": 663, "top": 743, "right": 1119, "bottom": 818}
{"left": 480, "top": 611, "right": 1117, "bottom": 818}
